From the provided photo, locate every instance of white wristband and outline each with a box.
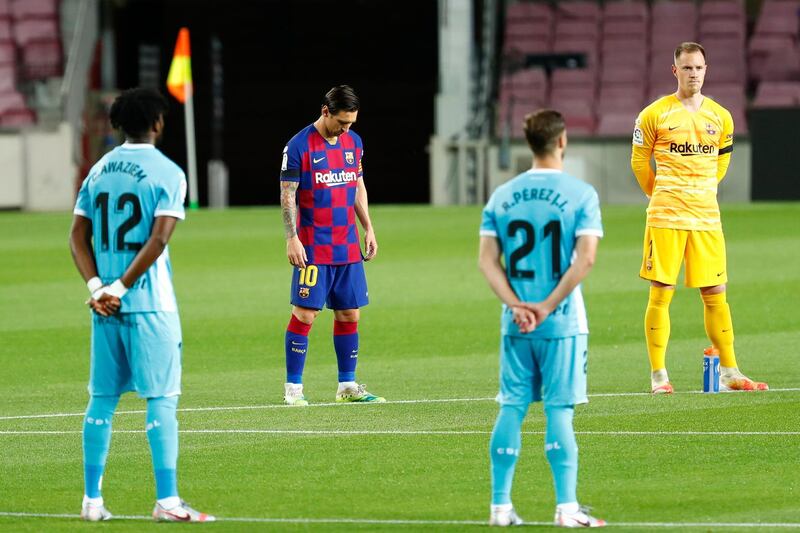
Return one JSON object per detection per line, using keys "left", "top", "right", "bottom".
{"left": 86, "top": 277, "right": 103, "bottom": 295}
{"left": 105, "top": 279, "right": 129, "bottom": 298}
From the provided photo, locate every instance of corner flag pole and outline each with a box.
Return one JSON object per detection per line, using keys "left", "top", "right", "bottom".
{"left": 167, "top": 27, "right": 199, "bottom": 210}
{"left": 183, "top": 79, "right": 199, "bottom": 210}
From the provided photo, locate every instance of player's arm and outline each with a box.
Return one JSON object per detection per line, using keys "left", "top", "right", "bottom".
{"left": 525, "top": 235, "right": 599, "bottom": 326}
{"left": 716, "top": 111, "right": 734, "bottom": 183}
{"left": 281, "top": 180, "right": 307, "bottom": 268}
{"left": 631, "top": 108, "right": 657, "bottom": 196}
{"left": 478, "top": 236, "right": 535, "bottom": 330}
{"left": 280, "top": 141, "right": 307, "bottom": 269}
{"left": 69, "top": 214, "right": 99, "bottom": 286}
{"left": 107, "top": 216, "right": 180, "bottom": 297}
{"left": 69, "top": 214, "right": 119, "bottom": 316}
{"left": 354, "top": 177, "right": 377, "bottom": 261}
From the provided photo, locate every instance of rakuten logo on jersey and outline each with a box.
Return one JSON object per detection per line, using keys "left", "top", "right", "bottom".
{"left": 315, "top": 170, "right": 358, "bottom": 186}
{"left": 669, "top": 142, "right": 716, "bottom": 156}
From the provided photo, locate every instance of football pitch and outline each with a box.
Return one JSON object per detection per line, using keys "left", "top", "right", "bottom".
{"left": 1, "top": 203, "right": 798, "bottom": 532}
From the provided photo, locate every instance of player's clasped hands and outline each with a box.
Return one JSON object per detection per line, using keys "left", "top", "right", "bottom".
{"left": 512, "top": 302, "right": 555, "bottom": 334}
{"left": 86, "top": 292, "right": 121, "bottom": 317}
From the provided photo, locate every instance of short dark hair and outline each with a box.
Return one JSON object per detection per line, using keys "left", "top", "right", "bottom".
{"left": 109, "top": 88, "right": 169, "bottom": 138}
{"left": 523, "top": 109, "right": 565, "bottom": 157}
{"left": 323, "top": 85, "right": 360, "bottom": 114}
{"left": 674, "top": 42, "right": 706, "bottom": 63}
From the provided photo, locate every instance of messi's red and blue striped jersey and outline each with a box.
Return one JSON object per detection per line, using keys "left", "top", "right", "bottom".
{"left": 280, "top": 124, "right": 364, "bottom": 265}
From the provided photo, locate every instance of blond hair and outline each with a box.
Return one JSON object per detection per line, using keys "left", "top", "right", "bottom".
{"left": 674, "top": 42, "right": 706, "bottom": 63}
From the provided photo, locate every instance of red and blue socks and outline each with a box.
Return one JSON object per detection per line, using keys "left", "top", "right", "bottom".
{"left": 285, "top": 315, "right": 311, "bottom": 384}
{"left": 333, "top": 320, "right": 359, "bottom": 383}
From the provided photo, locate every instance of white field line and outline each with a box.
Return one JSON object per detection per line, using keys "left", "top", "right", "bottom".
{"left": 1, "top": 429, "right": 799, "bottom": 436}
{"left": 0, "top": 511, "right": 799, "bottom": 528}
{"left": 1, "top": 387, "right": 799, "bottom": 422}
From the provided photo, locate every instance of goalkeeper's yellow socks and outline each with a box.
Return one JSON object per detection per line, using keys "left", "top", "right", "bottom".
{"left": 645, "top": 286, "right": 674, "bottom": 371}
{"left": 702, "top": 291, "right": 737, "bottom": 368}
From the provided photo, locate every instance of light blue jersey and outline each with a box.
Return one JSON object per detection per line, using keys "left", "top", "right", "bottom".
{"left": 74, "top": 142, "right": 186, "bottom": 313}
{"left": 480, "top": 168, "right": 603, "bottom": 339}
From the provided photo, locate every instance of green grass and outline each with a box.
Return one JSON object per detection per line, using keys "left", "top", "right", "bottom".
{"left": 1, "top": 204, "right": 799, "bottom": 532}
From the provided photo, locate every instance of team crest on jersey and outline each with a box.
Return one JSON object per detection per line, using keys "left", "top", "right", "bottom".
{"left": 345, "top": 151, "right": 355, "bottom": 165}
{"left": 705, "top": 123, "right": 716, "bottom": 135}
{"left": 298, "top": 287, "right": 310, "bottom": 298}
{"left": 646, "top": 259, "right": 653, "bottom": 271}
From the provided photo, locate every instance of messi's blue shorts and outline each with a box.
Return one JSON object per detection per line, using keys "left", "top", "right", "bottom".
{"left": 290, "top": 262, "right": 369, "bottom": 310}
{"left": 89, "top": 311, "right": 182, "bottom": 398}
{"left": 497, "top": 334, "right": 588, "bottom": 407}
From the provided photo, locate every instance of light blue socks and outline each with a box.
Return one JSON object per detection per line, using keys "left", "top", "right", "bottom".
{"left": 83, "top": 395, "right": 120, "bottom": 498}
{"left": 489, "top": 404, "right": 528, "bottom": 505}
{"left": 544, "top": 405, "right": 578, "bottom": 505}
{"left": 146, "top": 396, "right": 179, "bottom": 500}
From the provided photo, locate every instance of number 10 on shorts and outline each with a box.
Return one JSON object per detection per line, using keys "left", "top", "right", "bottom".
{"left": 298, "top": 265, "right": 318, "bottom": 286}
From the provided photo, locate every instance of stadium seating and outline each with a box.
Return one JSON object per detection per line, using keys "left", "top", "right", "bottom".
{"left": 13, "top": 17, "right": 57, "bottom": 47}
{"left": 0, "top": 17, "right": 11, "bottom": 41}
{"left": 596, "top": 111, "right": 637, "bottom": 135}
{"left": 603, "top": 1, "right": 648, "bottom": 24}
{"left": 752, "top": 80, "right": 800, "bottom": 106}
{"left": 748, "top": 0, "right": 800, "bottom": 81}
{"left": 0, "top": 63, "right": 15, "bottom": 91}
{"left": 498, "top": 67, "right": 548, "bottom": 138}
{"left": 497, "top": 0, "right": 800, "bottom": 136}
{"left": 504, "top": 2, "right": 552, "bottom": 54}
{"left": 0, "top": 0, "right": 64, "bottom": 127}
{"left": 20, "top": 38, "right": 60, "bottom": 78}
{"left": 9, "top": 0, "right": 57, "bottom": 19}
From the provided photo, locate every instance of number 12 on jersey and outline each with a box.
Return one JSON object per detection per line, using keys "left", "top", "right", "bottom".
{"left": 507, "top": 219, "right": 561, "bottom": 280}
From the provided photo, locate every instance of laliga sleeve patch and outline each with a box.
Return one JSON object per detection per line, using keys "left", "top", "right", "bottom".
{"left": 632, "top": 126, "right": 644, "bottom": 146}
{"left": 281, "top": 145, "right": 289, "bottom": 171}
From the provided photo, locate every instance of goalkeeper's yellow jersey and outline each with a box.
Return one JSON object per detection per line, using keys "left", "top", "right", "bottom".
{"left": 631, "top": 94, "right": 734, "bottom": 231}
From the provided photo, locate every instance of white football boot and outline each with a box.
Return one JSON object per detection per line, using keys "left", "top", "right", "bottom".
{"left": 720, "top": 366, "right": 768, "bottom": 391}
{"left": 555, "top": 505, "right": 606, "bottom": 528}
{"left": 651, "top": 368, "right": 674, "bottom": 394}
{"left": 335, "top": 382, "right": 386, "bottom": 403}
{"left": 80, "top": 497, "right": 112, "bottom": 521}
{"left": 152, "top": 500, "right": 215, "bottom": 522}
{"left": 284, "top": 382, "right": 309, "bottom": 406}
{"left": 489, "top": 504, "right": 523, "bottom": 527}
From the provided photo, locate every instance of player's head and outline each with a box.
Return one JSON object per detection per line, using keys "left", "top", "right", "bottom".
{"left": 672, "top": 42, "right": 707, "bottom": 96}
{"left": 523, "top": 109, "right": 567, "bottom": 160}
{"left": 109, "top": 88, "right": 169, "bottom": 142}
{"left": 320, "top": 85, "right": 359, "bottom": 137}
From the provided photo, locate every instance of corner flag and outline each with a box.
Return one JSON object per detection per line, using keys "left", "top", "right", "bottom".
{"left": 167, "top": 27, "right": 199, "bottom": 210}
{"left": 167, "top": 28, "right": 192, "bottom": 103}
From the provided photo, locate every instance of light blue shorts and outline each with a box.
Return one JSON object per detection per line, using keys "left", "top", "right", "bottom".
{"left": 497, "top": 334, "right": 588, "bottom": 407}
{"left": 89, "top": 311, "right": 182, "bottom": 398}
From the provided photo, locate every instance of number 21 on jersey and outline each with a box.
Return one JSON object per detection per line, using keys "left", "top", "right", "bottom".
{"left": 507, "top": 219, "right": 562, "bottom": 280}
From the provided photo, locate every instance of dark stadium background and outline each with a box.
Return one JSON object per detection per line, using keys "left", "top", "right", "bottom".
{"left": 112, "top": 0, "right": 438, "bottom": 206}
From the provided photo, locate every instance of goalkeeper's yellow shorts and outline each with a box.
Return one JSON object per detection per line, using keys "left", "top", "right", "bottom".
{"left": 640, "top": 226, "right": 728, "bottom": 288}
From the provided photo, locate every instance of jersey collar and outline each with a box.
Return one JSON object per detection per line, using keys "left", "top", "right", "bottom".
{"left": 527, "top": 168, "right": 561, "bottom": 174}
{"left": 121, "top": 142, "right": 156, "bottom": 150}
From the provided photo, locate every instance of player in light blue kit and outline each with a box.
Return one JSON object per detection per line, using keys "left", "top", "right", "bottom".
{"left": 69, "top": 88, "right": 213, "bottom": 522}
{"left": 478, "top": 110, "right": 606, "bottom": 528}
